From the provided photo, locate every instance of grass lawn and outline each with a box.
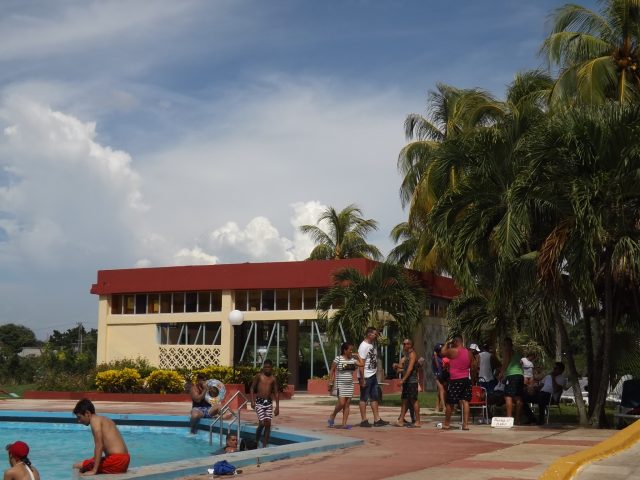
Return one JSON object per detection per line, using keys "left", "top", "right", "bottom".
{"left": 0, "top": 384, "right": 36, "bottom": 398}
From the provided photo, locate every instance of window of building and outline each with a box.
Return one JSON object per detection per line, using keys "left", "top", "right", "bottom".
{"left": 111, "top": 295, "right": 122, "bottom": 315}
{"left": 185, "top": 292, "right": 198, "bottom": 313}
{"left": 157, "top": 322, "right": 221, "bottom": 345}
{"left": 148, "top": 294, "right": 160, "bottom": 313}
{"left": 123, "top": 295, "right": 135, "bottom": 314}
{"left": 135, "top": 294, "right": 147, "bottom": 314}
{"left": 172, "top": 293, "right": 185, "bottom": 313}
{"left": 197, "top": 292, "right": 210, "bottom": 312}
{"left": 275, "top": 289, "right": 289, "bottom": 310}
{"left": 248, "top": 290, "right": 261, "bottom": 311}
{"left": 290, "top": 289, "right": 302, "bottom": 310}
{"left": 211, "top": 291, "right": 222, "bottom": 311}
{"left": 160, "top": 294, "right": 172, "bottom": 313}
{"left": 235, "top": 290, "right": 248, "bottom": 311}
{"left": 261, "top": 290, "right": 275, "bottom": 311}
{"left": 303, "top": 289, "right": 316, "bottom": 310}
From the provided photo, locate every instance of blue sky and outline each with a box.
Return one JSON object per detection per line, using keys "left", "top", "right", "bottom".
{"left": 0, "top": 0, "right": 596, "bottom": 339}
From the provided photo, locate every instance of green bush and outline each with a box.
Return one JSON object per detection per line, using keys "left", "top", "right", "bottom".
{"left": 145, "top": 370, "right": 184, "bottom": 394}
{"left": 36, "top": 372, "right": 95, "bottom": 391}
{"left": 96, "top": 357, "right": 155, "bottom": 378}
{"left": 95, "top": 368, "right": 143, "bottom": 393}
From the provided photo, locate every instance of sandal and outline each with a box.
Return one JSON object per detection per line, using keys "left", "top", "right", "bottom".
{"left": 341, "top": 425, "right": 353, "bottom": 430}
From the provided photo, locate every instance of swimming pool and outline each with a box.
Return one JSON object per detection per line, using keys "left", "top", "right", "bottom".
{"left": 0, "top": 411, "right": 362, "bottom": 479}
{"left": 0, "top": 422, "right": 222, "bottom": 478}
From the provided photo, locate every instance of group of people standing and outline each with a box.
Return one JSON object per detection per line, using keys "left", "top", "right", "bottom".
{"left": 432, "top": 336, "right": 570, "bottom": 427}
{"left": 328, "top": 327, "right": 390, "bottom": 429}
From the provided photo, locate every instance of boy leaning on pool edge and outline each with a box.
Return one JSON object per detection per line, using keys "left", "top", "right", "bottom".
{"left": 72, "top": 398, "right": 130, "bottom": 476}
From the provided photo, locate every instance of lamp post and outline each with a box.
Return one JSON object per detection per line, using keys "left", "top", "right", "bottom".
{"left": 228, "top": 309, "right": 244, "bottom": 384}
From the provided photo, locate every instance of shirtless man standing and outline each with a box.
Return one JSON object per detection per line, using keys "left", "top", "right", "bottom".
{"left": 4, "top": 441, "right": 40, "bottom": 480}
{"left": 72, "top": 399, "right": 130, "bottom": 475}
{"left": 250, "top": 359, "right": 280, "bottom": 448}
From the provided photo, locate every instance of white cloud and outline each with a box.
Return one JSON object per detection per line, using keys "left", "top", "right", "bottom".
{"left": 173, "top": 247, "right": 219, "bottom": 265}
{"left": 210, "top": 217, "right": 295, "bottom": 262}
{"left": 0, "top": 96, "right": 148, "bottom": 267}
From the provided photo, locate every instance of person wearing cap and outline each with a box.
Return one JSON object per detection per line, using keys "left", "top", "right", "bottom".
{"left": 72, "top": 398, "right": 130, "bottom": 475}
{"left": 4, "top": 441, "right": 40, "bottom": 480}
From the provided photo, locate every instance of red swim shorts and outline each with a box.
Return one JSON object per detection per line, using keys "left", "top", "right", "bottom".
{"left": 81, "top": 453, "right": 130, "bottom": 474}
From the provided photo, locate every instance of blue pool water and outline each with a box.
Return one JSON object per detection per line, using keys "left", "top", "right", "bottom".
{"left": 0, "top": 422, "right": 223, "bottom": 479}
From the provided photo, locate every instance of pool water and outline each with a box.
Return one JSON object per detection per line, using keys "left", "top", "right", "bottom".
{"left": 0, "top": 422, "right": 223, "bottom": 478}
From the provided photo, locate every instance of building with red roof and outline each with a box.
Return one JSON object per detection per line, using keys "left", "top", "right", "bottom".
{"left": 91, "top": 259, "right": 457, "bottom": 386}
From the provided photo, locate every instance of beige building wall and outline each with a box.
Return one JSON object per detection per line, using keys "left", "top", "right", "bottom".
{"left": 97, "top": 290, "right": 323, "bottom": 368}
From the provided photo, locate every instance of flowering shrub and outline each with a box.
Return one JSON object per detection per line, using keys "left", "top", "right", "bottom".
{"left": 145, "top": 369, "right": 184, "bottom": 394}
{"left": 95, "top": 368, "right": 143, "bottom": 393}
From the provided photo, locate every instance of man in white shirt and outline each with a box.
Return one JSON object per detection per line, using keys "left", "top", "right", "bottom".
{"left": 477, "top": 344, "right": 499, "bottom": 393}
{"left": 523, "top": 362, "right": 569, "bottom": 425}
{"left": 357, "top": 327, "right": 389, "bottom": 428}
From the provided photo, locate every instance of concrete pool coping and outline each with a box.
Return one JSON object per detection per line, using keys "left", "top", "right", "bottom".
{"left": 0, "top": 410, "right": 363, "bottom": 479}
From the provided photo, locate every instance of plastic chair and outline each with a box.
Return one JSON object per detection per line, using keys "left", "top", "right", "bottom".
{"left": 545, "top": 394, "right": 562, "bottom": 424}
{"left": 469, "top": 386, "right": 489, "bottom": 424}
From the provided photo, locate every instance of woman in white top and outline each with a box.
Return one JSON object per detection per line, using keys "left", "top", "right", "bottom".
{"left": 521, "top": 353, "right": 536, "bottom": 386}
{"left": 328, "top": 342, "right": 364, "bottom": 429}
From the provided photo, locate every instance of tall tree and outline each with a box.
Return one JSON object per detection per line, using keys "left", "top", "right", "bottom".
{"left": 317, "top": 263, "right": 427, "bottom": 344}
{"left": 396, "top": 83, "right": 503, "bottom": 271}
{"left": 542, "top": 0, "right": 640, "bottom": 104}
{"left": 300, "top": 204, "right": 382, "bottom": 260}
{"left": 523, "top": 101, "right": 640, "bottom": 426}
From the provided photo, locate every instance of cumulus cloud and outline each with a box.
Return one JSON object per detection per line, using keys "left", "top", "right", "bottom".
{"left": 0, "top": 95, "right": 147, "bottom": 267}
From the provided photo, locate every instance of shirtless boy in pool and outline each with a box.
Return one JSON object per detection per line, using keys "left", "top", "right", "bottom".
{"left": 250, "top": 359, "right": 280, "bottom": 448}
{"left": 72, "top": 399, "right": 130, "bottom": 476}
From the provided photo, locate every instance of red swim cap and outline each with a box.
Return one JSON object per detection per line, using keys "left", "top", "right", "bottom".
{"left": 6, "top": 441, "right": 29, "bottom": 459}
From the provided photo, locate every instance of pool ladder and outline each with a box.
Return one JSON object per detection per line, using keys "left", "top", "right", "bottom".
{"left": 208, "top": 390, "right": 250, "bottom": 446}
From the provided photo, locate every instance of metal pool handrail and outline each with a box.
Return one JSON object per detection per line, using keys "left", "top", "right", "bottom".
{"left": 209, "top": 390, "right": 250, "bottom": 446}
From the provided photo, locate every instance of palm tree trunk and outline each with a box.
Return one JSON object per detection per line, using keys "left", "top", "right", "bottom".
{"left": 557, "top": 315, "right": 588, "bottom": 425}
{"left": 583, "top": 311, "right": 595, "bottom": 416}
{"left": 589, "top": 268, "right": 614, "bottom": 428}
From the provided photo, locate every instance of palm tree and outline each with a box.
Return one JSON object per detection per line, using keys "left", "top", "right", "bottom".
{"left": 522, "top": 101, "right": 640, "bottom": 426}
{"left": 299, "top": 204, "right": 382, "bottom": 260}
{"left": 542, "top": 0, "right": 640, "bottom": 104}
{"left": 395, "top": 84, "right": 503, "bottom": 272}
{"left": 317, "top": 263, "right": 427, "bottom": 345}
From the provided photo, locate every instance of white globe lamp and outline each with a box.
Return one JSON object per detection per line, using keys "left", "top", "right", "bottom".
{"left": 227, "top": 310, "right": 244, "bottom": 383}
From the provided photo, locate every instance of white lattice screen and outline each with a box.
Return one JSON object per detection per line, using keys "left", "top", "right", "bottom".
{"left": 158, "top": 346, "right": 222, "bottom": 369}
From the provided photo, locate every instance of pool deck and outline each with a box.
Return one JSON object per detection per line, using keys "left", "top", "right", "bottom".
{"left": 0, "top": 395, "right": 636, "bottom": 479}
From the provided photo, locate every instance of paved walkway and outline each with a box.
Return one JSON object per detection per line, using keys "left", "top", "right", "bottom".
{"left": 0, "top": 394, "right": 634, "bottom": 479}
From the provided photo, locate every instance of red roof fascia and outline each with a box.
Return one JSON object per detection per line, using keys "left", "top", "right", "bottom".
{"left": 420, "top": 272, "right": 460, "bottom": 300}
{"left": 90, "top": 259, "right": 379, "bottom": 295}
{"left": 90, "top": 259, "right": 460, "bottom": 300}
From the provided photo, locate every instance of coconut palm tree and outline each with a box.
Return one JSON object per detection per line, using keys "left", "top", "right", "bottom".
{"left": 317, "top": 263, "right": 427, "bottom": 345}
{"left": 299, "top": 204, "right": 382, "bottom": 260}
{"left": 395, "top": 84, "right": 503, "bottom": 272}
{"left": 542, "top": 0, "right": 640, "bottom": 104}
{"left": 522, "top": 101, "right": 640, "bottom": 426}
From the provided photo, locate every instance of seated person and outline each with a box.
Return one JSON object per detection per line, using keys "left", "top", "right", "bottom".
{"left": 523, "top": 362, "right": 569, "bottom": 425}
{"left": 189, "top": 374, "right": 222, "bottom": 434}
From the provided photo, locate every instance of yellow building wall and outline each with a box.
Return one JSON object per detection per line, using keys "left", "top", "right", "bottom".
{"left": 104, "top": 323, "right": 160, "bottom": 365}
